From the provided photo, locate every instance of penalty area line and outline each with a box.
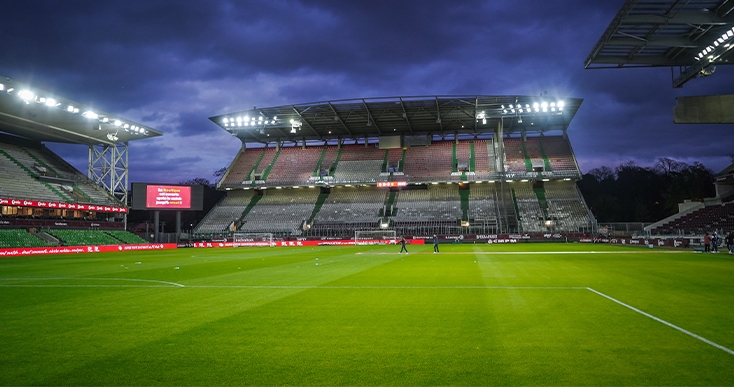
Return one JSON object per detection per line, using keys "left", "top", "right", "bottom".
{"left": 587, "top": 287, "right": 734, "bottom": 356}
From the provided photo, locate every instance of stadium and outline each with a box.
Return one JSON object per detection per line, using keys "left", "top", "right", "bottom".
{"left": 2, "top": 0, "right": 734, "bottom": 385}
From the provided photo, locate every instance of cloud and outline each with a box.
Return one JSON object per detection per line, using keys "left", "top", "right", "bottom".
{"left": 3, "top": 0, "right": 733, "bottom": 184}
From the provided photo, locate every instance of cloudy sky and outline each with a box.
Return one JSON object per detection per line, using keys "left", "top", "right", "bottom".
{"left": 1, "top": 0, "right": 732, "bottom": 184}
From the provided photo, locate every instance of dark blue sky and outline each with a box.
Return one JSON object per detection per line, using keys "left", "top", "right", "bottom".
{"left": 2, "top": 0, "right": 732, "bottom": 183}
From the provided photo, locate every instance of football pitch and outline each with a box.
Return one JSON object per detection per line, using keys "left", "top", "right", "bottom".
{"left": 1, "top": 243, "right": 733, "bottom": 386}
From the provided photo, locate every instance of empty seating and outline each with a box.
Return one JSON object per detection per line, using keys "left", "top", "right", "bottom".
{"left": 540, "top": 136, "right": 579, "bottom": 176}
{"left": 0, "top": 229, "right": 52, "bottom": 248}
{"left": 403, "top": 142, "right": 455, "bottom": 182}
{"left": 239, "top": 188, "right": 321, "bottom": 235}
{"left": 544, "top": 182, "right": 594, "bottom": 232}
{"left": 195, "top": 190, "right": 253, "bottom": 234}
{"left": 513, "top": 185, "right": 545, "bottom": 232}
{"left": 652, "top": 202, "right": 734, "bottom": 234}
{"left": 265, "top": 147, "right": 321, "bottom": 186}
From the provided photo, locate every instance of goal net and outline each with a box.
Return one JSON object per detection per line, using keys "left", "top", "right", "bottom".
{"left": 354, "top": 230, "right": 397, "bottom": 245}
{"left": 232, "top": 232, "right": 274, "bottom": 247}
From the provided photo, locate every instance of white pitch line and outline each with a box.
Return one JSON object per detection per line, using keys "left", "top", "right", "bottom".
{"left": 0, "top": 284, "right": 180, "bottom": 288}
{"left": 0, "top": 277, "right": 185, "bottom": 287}
{"left": 587, "top": 287, "right": 734, "bottom": 356}
{"left": 357, "top": 251, "right": 687, "bottom": 255}
{"left": 179, "top": 285, "right": 587, "bottom": 290}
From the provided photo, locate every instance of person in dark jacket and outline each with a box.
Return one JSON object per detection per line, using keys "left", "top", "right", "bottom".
{"left": 703, "top": 232, "right": 712, "bottom": 253}
{"left": 433, "top": 234, "right": 439, "bottom": 253}
{"left": 399, "top": 236, "right": 408, "bottom": 254}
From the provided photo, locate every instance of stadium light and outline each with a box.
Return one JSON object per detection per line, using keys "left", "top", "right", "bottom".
{"left": 82, "top": 111, "right": 99, "bottom": 120}
{"left": 18, "top": 89, "right": 34, "bottom": 101}
{"left": 0, "top": 83, "right": 4, "bottom": 91}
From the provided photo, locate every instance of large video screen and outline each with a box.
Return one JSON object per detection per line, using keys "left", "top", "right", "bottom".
{"left": 131, "top": 183, "right": 204, "bottom": 211}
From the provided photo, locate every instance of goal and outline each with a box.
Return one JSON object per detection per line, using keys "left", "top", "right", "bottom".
{"left": 354, "top": 230, "right": 397, "bottom": 245}
{"left": 232, "top": 232, "right": 274, "bottom": 247}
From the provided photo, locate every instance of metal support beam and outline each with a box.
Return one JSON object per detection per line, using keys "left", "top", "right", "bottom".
{"left": 88, "top": 141, "right": 129, "bottom": 205}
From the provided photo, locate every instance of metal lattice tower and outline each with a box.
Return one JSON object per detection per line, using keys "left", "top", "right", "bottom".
{"left": 88, "top": 142, "right": 129, "bottom": 205}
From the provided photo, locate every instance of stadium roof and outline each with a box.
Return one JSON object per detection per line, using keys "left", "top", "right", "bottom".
{"left": 210, "top": 95, "right": 582, "bottom": 144}
{"left": 0, "top": 75, "right": 162, "bottom": 145}
{"left": 585, "top": 0, "right": 734, "bottom": 87}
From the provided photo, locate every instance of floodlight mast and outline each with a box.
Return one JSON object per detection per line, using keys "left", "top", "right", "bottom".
{"left": 88, "top": 142, "right": 129, "bottom": 206}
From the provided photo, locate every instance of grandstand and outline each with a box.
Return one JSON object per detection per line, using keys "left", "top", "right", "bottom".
{"left": 0, "top": 75, "right": 162, "bottom": 246}
{"left": 196, "top": 96, "right": 596, "bottom": 237}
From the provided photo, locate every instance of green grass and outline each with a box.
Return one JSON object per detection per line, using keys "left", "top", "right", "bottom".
{"left": 1, "top": 243, "right": 733, "bottom": 386}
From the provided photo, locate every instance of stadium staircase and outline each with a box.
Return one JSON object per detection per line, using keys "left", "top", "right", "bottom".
{"left": 398, "top": 149, "right": 406, "bottom": 173}
{"left": 537, "top": 139, "right": 552, "bottom": 172}
{"left": 469, "top": 142, "right": 476, "bottom": 172}
{"left": 381, "top": 150, "right": 389, "bottom": 173}
{"left": 237, "top": 194, "right": 264, "bottom": 225}
{"left": 329, "top": 147, "right": 343, "bottom": 177}
{"left": 312, "top": 147, "right": 327, "bottom": 178}
{"left": 452, "top": 142, "right": 458, "bottom": 173}
{"left": 533, "top": 187, "right": 549, "bottom": 218}
{"left": 247, "top": 150, "right": 266, "bottom": 187}
{"left": 261, "top": 148, "right": 281, "bottom": 181}
{"left": 520, "top": 138, "right": 533, "bottom": 172}
{"left": 307, "top": 192, "right": 330, "bottom": 227}
{"left": 460, "top": 189, "right": 469, "bottom": 221}
{"left": 384, "top": 191, "right": 397, "bottom": 218}
{"left": 510, "top": 188, "right": 523, "bottom": 232}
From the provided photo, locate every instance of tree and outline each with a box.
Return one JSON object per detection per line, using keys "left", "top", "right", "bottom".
{"left": 588, "top": 166, "right": 614, "bottom": 181}
{"left": 179, "top": 178, "right": 213, "bottom": 187}
{"left": 578, "top": 160, "right": 715, "bottom": 223}
{"left": 653, "top": 157, "right": 685, "bottom": 175}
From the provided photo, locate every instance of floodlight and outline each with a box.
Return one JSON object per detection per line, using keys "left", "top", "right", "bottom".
{"left": 83, "top": 111, "right": 99, "bottom": 119}
{"left": 44, "top": 98, "right": 56, "bottom": 107}
{"left": 482, "top": 118, "right": 487, "bottom": 125}
{"left": 0, "top": 84, "right": 4, "bottom": 91}
{"left": 114, "top": 120, "right": 122, "bottom": 127}
{"left": 18, "top": 90, "right": 34, "bottom": 101}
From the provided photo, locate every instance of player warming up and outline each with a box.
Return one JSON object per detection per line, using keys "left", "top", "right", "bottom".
{"left": 433, "top": 234, "right": 439, "bottom": 253}
{"left": 399, "top": 236, "right": 408, "bottom": 254}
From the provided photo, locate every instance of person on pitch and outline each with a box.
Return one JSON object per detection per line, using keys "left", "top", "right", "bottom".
{"left": 433, "top": 234, "right": 439, "bottom": 253}
{"left": 399, "top": 236, "right": 408, "bottom": 254}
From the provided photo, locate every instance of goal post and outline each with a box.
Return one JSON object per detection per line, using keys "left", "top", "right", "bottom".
{"left": 232, "top": 232, "right": 274, "bottom": 247}
{"left": 354, "top": 230, "right": 397, "bottom": 245}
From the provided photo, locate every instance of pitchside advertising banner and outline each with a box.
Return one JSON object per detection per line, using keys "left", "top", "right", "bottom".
{"left": 579, "top": 238, "right": 690, "bottom": 248}
{"left": 0, "top": 236, "right": 690, "bottom": 257}
{"left": 0, "top": 243, "right": 177, "bottom": 257}
{"left": 0, "top": 197, "right": 127, "bottom": 213}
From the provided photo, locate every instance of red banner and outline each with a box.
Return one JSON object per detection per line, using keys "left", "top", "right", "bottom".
{"left": 0, "top": 243, "right": 177, "bottom": 257}
{"left": 0, "top": 197, "right": 128, "bottom": 213}
{"left": 187, "top": 239, "right": 423, "bottom": 248}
